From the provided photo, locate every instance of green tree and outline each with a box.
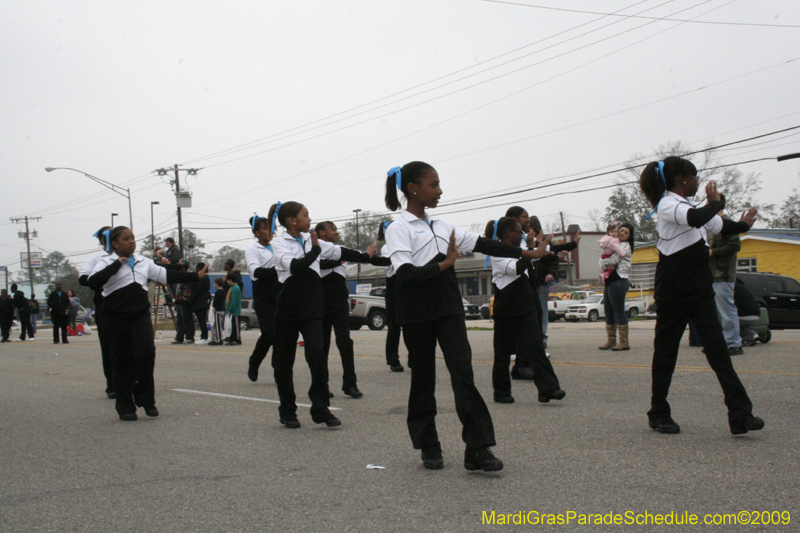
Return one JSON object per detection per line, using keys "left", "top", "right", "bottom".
{"left": 209, "top": 246, "right": 246, "bottom": 272}
{"left": 15, "top": 251, "right": 79, "bottom": 285}
{"left": 604, "top": 141, "right": 774, "bottom": 242}
{"left": 337, "top": 211, "right": 392, "bottom": 251}
{"left": 769, "top": 183, "right": 800, "bottom": 228}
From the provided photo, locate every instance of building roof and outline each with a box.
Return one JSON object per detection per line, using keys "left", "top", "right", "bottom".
{"left": 633, "top": 228, "right": 800, "bottom": 251}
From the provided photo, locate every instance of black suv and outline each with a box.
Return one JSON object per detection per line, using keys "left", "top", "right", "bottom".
{"left": 737, "top": 272, "right": 800, "bottom": 329}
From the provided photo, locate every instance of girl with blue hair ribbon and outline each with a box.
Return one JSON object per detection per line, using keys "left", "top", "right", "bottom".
{"left": 382, "top": 161, "right": 552, "bottom": 472}
{"left": 88, "top": 226, "right": 209, "bottom": 421}
{"left": 78, "top": 226, "right": 115, "bottom": 399}
{"left": 266, "top": 201, "right": 376, "bottom": 429}
{"left": 245, "top": 213, "right": 280, "bottom": 382}
{"left": 484, "top": 217, "right": 564, "bottom": 406}
{"left": 639, "top": 156, "right": 762, "bottom": 436}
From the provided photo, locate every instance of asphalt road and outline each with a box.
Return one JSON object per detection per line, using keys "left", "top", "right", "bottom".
{"left": 1, "top": 320, "right": 798, "bottom": 532}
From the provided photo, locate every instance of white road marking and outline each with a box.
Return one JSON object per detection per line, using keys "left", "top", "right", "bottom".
{"left": 171, "top": 388, "right": 341, "bottom": 410}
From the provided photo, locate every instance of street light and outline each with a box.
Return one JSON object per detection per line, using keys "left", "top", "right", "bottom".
{"left": 150, "top": 201, "right": 160, "bottom": 252}
{"left": 45, "top": 167, "right": 133, "bottom": 230}
{"left": 353, "top": 209, "right": 362, "bottom": 283}
{"left": 111, "top": 213, "right": 119, "bottom": 227}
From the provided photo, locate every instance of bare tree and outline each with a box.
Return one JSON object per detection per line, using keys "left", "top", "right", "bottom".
{"left": 604, "top": 141, "right": 774, "bottom": 242}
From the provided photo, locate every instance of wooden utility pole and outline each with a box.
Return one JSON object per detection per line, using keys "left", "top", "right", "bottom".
{"left": 559, "top": 212, "right": 573, "bottom": 286}
{"left": 10, "top": 215, "right": 41, "bottom": 297}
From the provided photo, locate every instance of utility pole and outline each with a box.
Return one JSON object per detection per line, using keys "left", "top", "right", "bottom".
{"left": 154, "top": 164, "right": 201, "bottom": 253}
{"left": 559, "top": 211, "right": 573, "bottom": 286}
{"left": 10, "top": 216, "right": 41, "bottom": 298}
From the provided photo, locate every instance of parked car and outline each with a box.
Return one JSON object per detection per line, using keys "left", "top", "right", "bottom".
{"left": 369, "top": 286, "right": 387, "bottom": 297}
{"left": 737, "top": 272, "right": 800, "bottom": 329}
{"left": 564, "top": 295, "right": 647, "bottom": 322}
{"left": 239, "top": 299, "right": 259, "bottom": 331}
{"left": 479, "top": 303, "right": 491, "bottom": 319}
{"left": 349, "top": 294, "right": 387, "bottom": 330}
{"left": 462, "top": 298, "right": 481, "bottom": 320}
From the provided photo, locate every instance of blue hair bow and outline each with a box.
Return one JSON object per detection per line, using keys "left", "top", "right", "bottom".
{"left": 382, "top": 220, "right": 391, "bottom": 232}
{"left": 252, "top": 211, "right": 263, "bottom": 231}
{"left": 103, "top": 229, "right": 112, "bottom": 252}
{"left": 271, "top": 202, "right": 282, "bottom": 234}
{"left": 484, "top": 220, "right": 499, "bottom": 268}
{"left": 642, "top": 161, "right": 667, "bottom": 221}
{"left": 388, "top": 167, "right": 402, "bottom": 190}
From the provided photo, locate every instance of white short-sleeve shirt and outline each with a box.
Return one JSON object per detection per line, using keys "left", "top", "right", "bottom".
{"left": 246, "top": 241, "right": 275, "bottom": 280}
{"left": 384, "top": 210, "right": 480, "bottom": 271}
{"left": 272, "top": 232, "right": 342, "bottom": 284}
{"left": 656, "top": 192, "right": 724, "bottom": 256}
{"left": 90, "top": 253, "right": 168, "bottom": 297}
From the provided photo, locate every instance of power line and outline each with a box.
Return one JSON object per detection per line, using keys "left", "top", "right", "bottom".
{"left": 482, "top": 0, "right": 800, "bottom": 28}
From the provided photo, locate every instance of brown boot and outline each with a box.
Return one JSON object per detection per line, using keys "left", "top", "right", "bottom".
{"left": 598, "top": 324, "right": 617, "bottom": 350}
{"left": 612, "top": 324, "right": 630, "bottom": 350}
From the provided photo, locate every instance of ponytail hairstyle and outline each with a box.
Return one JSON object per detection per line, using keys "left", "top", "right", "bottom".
{"left": 108, "top": 226, "right": 130, "bottom": 252}
{"left": 267, "top": 201, "right": 303, "bottom": 232}
{"left": 93, "top": 226, "right": 112, "bottom": 247}
{"left": 484, "top": 217, "right": 518, "bottom": 241}
{"left": 619, "top": 222, "right": 635, "bottom": 249}
{"left": 385, "top": 161, "right": 436, "bottom": 211}
{"left": 377, "top": 220, "right": 391, "bottom": 242}
{"left": 640, "top": 156, "right": 698, "bottom": 208}
{"left": 249, "top": 213, "right": 270, "bottom": 235}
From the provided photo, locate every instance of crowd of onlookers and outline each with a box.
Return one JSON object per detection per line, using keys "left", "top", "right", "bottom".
{"left": 0, "top": 281, "right": 84, "bottom": 343}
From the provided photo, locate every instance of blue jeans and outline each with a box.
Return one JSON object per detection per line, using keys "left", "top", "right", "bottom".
{"left": 604, "top": 278, "right": 630, "bottom": 326}
{"left": 713, "top": 281, "right": 741, "bottom": 348}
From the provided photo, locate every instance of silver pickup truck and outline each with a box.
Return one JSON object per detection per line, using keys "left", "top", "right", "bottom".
{"left": 564, "top": 294, "right": 647, "bottom": 322}
{"left": 349, "top": 293, "right": 387, "bottom": 330}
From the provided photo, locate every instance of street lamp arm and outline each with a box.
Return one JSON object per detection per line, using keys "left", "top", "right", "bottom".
{"left": 45, "top": 167, "right": 130, "bottom": 199}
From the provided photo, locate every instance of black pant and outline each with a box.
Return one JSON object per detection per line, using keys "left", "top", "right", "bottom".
{"left": 322, "top": 307, "right": 357, "bottom": 391}
{"left": 95, "top": 310, "right": 114, "bottom": 393}
{"left": 193, "top": 308, "right": 209, "bottom": 340}
{"left": 52, "top": 313, "right": 68, "bottom": 343}
{"left": 402, "top": 315, "right": 495, "bottom": 450}
{"left": 104, "top": 313, "right": 157, "bottom": 416}
{"left": 175, "top": 304, "right": 194, "bottom": 342}
{"left": 0, "top": 316, "right": 11, "bottom": 341}
{"left": 18, "top": 309, "right": 34, "bottom": 340}
{"left": 273, "top": 318, "right": 330, "bottom": 420}
{"left": 385, "top": 300, "right": 411, "bottom": 367}
{"left": 648, "top": 297, "right": 753, "bottom": 423}
{"left": 249, "top": 302, "right": 277, "bottom": 371}
{"left": 493, "top": 312, "right": 559, "bottom": 397}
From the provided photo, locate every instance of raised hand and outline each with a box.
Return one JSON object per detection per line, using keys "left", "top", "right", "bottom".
{"left": 740, "top": 208, "right": 758, "bottom": 228}
{"left": 310, "top": 229, "right": 319, "bottom": 247}
{"left": 365, "top": 241, "right": 378, "bottom": 258}
{"left": 441, "top": 229, "right": 459, "bottom": 269}
{"left": 706, "top": 180, "right": 721, "bottom": 203}
{"left": 197, "top": 263, "right": 210, "bottom": 279}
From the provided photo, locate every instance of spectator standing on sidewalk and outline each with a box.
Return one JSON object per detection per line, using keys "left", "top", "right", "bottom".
{"left": 708, "top": 194, "right": 743, "bottom": 356}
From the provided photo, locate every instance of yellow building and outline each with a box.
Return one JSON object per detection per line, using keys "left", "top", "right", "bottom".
{"left": 630, "top": 229, "right": 800, "bottom": 298}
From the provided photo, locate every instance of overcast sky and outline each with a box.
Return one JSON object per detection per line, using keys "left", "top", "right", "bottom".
{"left": 2, "top": 0, "right": 799, "bottom": 275}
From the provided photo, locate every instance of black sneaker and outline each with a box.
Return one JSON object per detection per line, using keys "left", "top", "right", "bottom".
{"left": 280, "top": 417, "right": 301, "bottom": 429}
{"left": 512, "top": 366, "right": 536, "bottom": 381}
{"left": 247, "top": 365, "right": 258, "bottom": 382}
{"left": 144, "top": 405, "right": 159, "bottom": 417}
{"left": 106, "top": 391, "right": 117, "bottom": 399}
{"left": 343, "top": 386, "right": 363, "bottom": 399}
{"left": 390, "top": 363, "right": 404, "bottom": 372}
{"left": 649, "top": 416, "right": 681, "bottom": 434}
{"left": 730, "top": 414, "right": 765, "bottom": 435}
{"left": 464, "top": 447, "right": 503, "bottom": 472}
{"left": 119, "top": 412, "right": 138, "bottom": 421}
{"left": 421, "top": 445, "right": 444, "bottom": 470}
{"left": 311, "top": 410, "right": 341, "bottom": 427}
{"left": 493, "top": 395, "right": 515, "bottom": 404}
{"left": 171, "top": 339, "right": 182, "bottom": 345}
{"left": 538, "top": 388, "right": 566, "bottom": 403}
{"left": 728, "top": 346, "right": 744, "bottom": 356}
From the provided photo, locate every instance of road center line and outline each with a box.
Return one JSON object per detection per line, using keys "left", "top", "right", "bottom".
{"left": 171, "top": 389, "right": 341, "bottom": 410}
